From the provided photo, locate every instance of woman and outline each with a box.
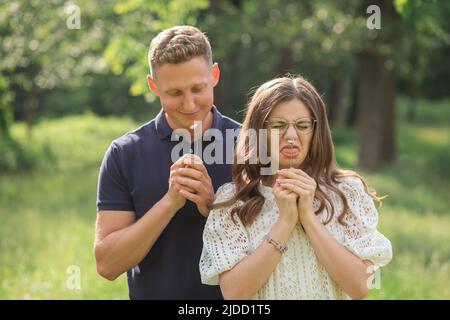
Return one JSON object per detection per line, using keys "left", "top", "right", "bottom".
{"left": 199, "top": 76, "right": 392, "bottom": 300}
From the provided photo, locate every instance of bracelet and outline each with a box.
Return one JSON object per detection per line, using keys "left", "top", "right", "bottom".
{"left": 264, "top": 234, "right": 288, "bottom": 254}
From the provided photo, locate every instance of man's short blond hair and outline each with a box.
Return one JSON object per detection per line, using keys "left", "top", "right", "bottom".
{"left": 148, "top": 25, "right": 213, "bottom": 77}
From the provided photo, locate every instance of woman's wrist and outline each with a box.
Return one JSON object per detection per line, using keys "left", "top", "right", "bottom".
{"left": 299, "top": 211, "right": 320, "bottom": 231}
{"left": 272, "top": 218, "right": 296, "bottom": 244}
{"left": 276, "top": 216, "right": 297, "bottom": 230}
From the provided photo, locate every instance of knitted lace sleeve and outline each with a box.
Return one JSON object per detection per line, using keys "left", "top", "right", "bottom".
{"left": 199, "top": 183, "right": 251, "bottom": 285}
{"left": 338, "top": 177, "right": 393, "bottom": 268}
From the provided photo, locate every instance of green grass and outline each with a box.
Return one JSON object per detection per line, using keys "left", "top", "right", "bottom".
{"left": 1, "top": 98, "right": 449, "bottom": 299}
{"left": 0, "top": 114, "right": 136, "bottom": 299}
{"left": 333, "top": 97, "right": 450, "bottom": 299}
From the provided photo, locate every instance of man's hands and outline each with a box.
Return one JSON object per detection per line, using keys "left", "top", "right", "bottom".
{"left": 167, "top": 154, "right": 214, "bottom": 217}
{"left": 276, "top": 168, "right": 317, "bottom": 225}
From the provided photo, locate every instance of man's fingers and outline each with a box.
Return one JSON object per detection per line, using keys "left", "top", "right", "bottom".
{"left": 171, "top": 153, "right": 202, "bottom": 170}
{"left": 176, "top": 177, "right": 203, "bottom": 193}
{"left": 172, "top": 154, "right": 210, "bottom": 179}
{"left": 184, "top": 162, "right": 209, "bottom": 177}
{"left": 169, "top": 169, "right": 194, "bottom": 187}
{"left": 174, "top": 181, "right": 196, "bottom": 193}
{"left": 171, "top": 167, "right": 208, "bottom": 187}
{"left": 170, "top": 169, "right": 182, "bottom": 178}
{"left": 182, "top": 154, "right": 203, "bottom": 165}
{"left": 177, "top": 167, "right": 203, "bottom": 180}
{"left": 170, "top": 154, "right": 211, "bottom": 203}
{"left": 179, "top": 189, "right": 201, "bottom": 204}
{"left": 174, "top": 153, "right": 212, "bottom": 181}
{"left": 171, "top": 161, "right": 185, "bottom": 171}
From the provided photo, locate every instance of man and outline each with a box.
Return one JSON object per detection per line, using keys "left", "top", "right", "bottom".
{"left": 94, "top": 26, "right": 241, "bottom": 299}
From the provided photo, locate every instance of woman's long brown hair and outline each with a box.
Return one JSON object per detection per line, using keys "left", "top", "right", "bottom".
{"left": 212, "top": 75, "right": 384, "bottom": 227}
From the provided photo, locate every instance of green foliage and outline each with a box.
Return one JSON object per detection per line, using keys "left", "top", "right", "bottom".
{"left": 394, "top": 0, "right": 450, "bottom": 100}
{"left": 367, "top": 208, "right": 450, "bottom": 299}
{"left": 9, "top": 113, "right": 138, "bottom": 173}
{"left": 0, "top": 73, "right": 13, "bottom": 138}
{"left": 0, "top": 114, "right": 139, "bottom": 298}
{"left": 0, "top": 138, "right": 40, "bottom": 173}
{"left": 336, "top": 98, "right": 450, "bottom": 299}
{"left": 103, "top": 0, "right": 210, "bottom": 97}
{"left": 334, "top": 96, "right": 450, "bottom": 215}
{"left": 0, "top": 170, "right": 128, "bottom": 299}
{"left": 38, "top": 72, "right": 152, "bottom": 120}
{"left": 198, "top": 0, "right": 368, "bottom": 114}
{"left": 1, "top": 0, "right": 449, "bottom": 129}
{"left": 0, "top": 0, "right": 116, "bottom": 125}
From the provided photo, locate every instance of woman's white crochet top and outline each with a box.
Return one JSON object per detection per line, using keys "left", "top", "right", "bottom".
{"left": 200, "top": 177, "right": 392, "bottom": 299}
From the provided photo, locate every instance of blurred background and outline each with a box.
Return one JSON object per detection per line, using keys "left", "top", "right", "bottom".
{"left": 0, "top": 0, "right": 449, "bottom": 299}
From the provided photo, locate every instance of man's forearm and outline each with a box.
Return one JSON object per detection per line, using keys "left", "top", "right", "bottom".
{"left": 96, "top": 195, "right": 179, "bottom": 280}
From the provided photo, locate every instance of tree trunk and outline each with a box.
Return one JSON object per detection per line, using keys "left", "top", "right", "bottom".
{"left": 406, "top": 89, "right": 418, "bottom": 122}
{"left": 347, "top": 74, "right": 359, "bottom": 127}
{"left": 357, "top": 50, "right": 396, "bottom": 171}
{"left": 25, "top": 83, "right": 39, "bottom": 140}
{"left": 328, "top": 78, "right": 345, "bottom": 126}
{"left": 275, "top": 47, "right": 294, "bottom": 77}
{"left": 0, "top": 77, "right": 13, "bottom": 139}
{"left": 357, "top": 0, "right": 399, "bottom": 172}
{"left": 0, "top": 102, "right": 12, "bottom": 139}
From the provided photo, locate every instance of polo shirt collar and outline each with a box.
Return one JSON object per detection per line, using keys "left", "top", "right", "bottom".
{"left": 155, "top": 105, "right": 224, "bottom": 140}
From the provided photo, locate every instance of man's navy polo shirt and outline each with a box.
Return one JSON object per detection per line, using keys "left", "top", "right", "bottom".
{"left": 96, "top": 106, "right": 241, "bottom": 299}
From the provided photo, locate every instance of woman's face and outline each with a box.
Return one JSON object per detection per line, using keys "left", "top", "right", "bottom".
{"left": 266, "top": 99, "right": 315, "bottom": 170}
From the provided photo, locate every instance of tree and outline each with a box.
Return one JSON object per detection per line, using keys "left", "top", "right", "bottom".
{"left": 102, "top": 0, "right": 210, "bottom": 103}
{"left": 356, "top": 0, "right": 448, "bottom": 171}
{"left": 199, "top": 0, "right": 364, "bottom": 120}
{"left": 0, "top": 74, "right": 13, "bottom": 139}
{"left": 356, "top": 0, "right": 399, "bottom": 171}
{"left": 394, "top": 0, "right": 449, "bottom": 121}
{"left": 0, "top": 0, "right": 111, "bottom": 137}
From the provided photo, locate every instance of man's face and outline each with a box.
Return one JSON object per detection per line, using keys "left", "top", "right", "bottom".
{"left": 148, "top": 56, "right": 220, "bottom": 130}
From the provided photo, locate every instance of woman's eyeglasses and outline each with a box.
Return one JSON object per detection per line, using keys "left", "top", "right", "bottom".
{"left": 265, "top": 117, "right": 317, "bottom": 136}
